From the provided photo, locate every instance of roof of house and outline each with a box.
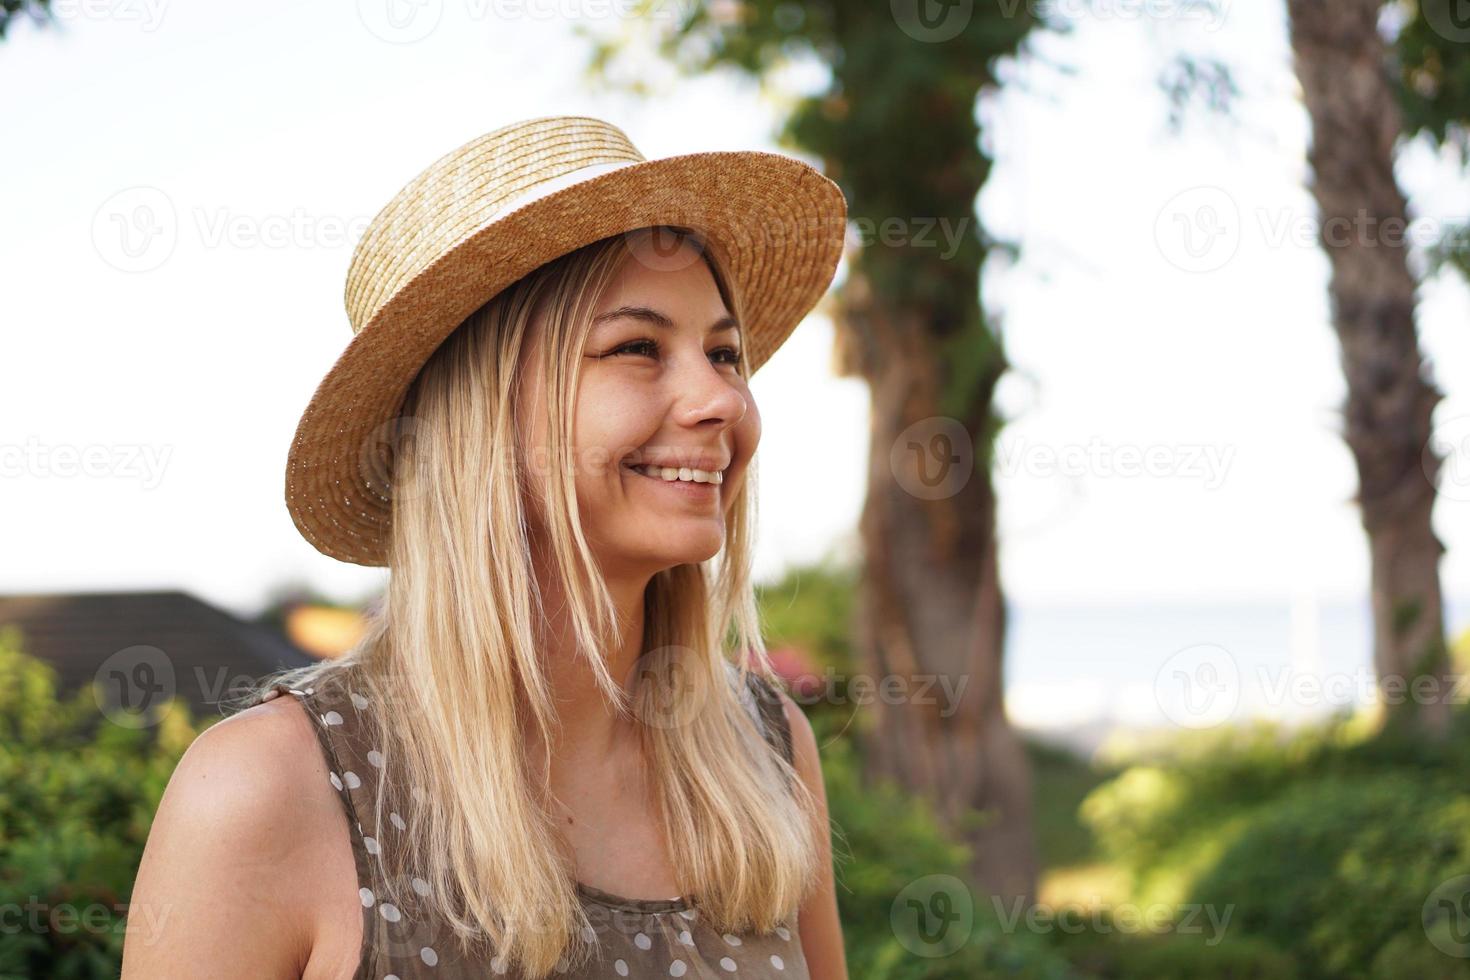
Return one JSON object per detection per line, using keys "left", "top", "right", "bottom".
{"left": 0, "top": 589, "right": 318, "bottom": 723}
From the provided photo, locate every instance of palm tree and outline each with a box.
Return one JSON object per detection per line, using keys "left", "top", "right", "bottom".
{"left": 1286, "top": 0, "right": 1454, "bottom": 738}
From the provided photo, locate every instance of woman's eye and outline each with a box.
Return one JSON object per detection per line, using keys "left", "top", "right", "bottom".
{"left": 607, "top": 339, "right": 744, "bottom": 366}
{"left": 610, "top": 339, "right": 659, "bottom": 358}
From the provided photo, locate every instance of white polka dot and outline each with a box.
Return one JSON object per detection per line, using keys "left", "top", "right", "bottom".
{"left": 775, "top": 925, "right": 791, "bottom": 941}
{"left": 678, "top": 908, "right": 697, "bottom": 920}
{"left": 343, "top": 771, "right": 361, "bottom": 789}
{"left": 288, "top": 688, "right": 307, "bottom": 696}
{"left": 581, "top": 925, "right": 596, "bottom": 943}
{"left": 303, "top": 687, "right": 315, "bottom": 694}
{"left": 614, "top": 960, "right": 629, "bottom": 977}
{"left": 421, "top": 946, "right": 438, "bottom": 966}
{"left": 329, "top": 772, "right": 343, "bottom": 791}
{"left": 670, "top": 960, "right": 687, "bottom": 977}
{"left": 412, "top": 876, "right": 431, "bottom": 896}
{"left": 677, "top": 929, "right": 693, "bottom": 946}
{"left": 391, "top": 812, "right": 407, "bottom": 830}
{"left": 358, "top": 887, "right": 375, "bottom": 907}
{"left": 351, "top": 691, "right": 370, "bottom": 709}
{"left": 723, "top": 933, "right": 742, "bottom": 946}
{"left": 491, "top": 953, "right": 508, "bottom": 974}
{"left": 364, "top": 836, "right": 381, "bottom": 855}
{"left": 322, "top": 710, "right": 343, "bottom": 726}
{"left": 770, "top": 954, "right": 784, "bottom": 970}
{"left": 411, "top": 785, "right": 427, "bottom": 804}
{"left": 555, "top": 957, "right": 568, "bottom": 973}
{"left": 379, "top": 903, "right": 400, "bottom": 922}
{"left": 367, "top": 749, "right": 385, "bottom": 768}
{"left": 720, "top": 957, "right": 738, "bottom": 972}
{"left": 385, "top": 975, "right": 400, "bottom": 980}
{"left": 634, "top": 932, "right": 652, "bottom": 950}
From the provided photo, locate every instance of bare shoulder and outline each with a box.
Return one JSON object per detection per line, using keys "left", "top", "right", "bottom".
{"left": 771, "top": 685, "right": 824, "bottom": 792}
{"left": 122, "top": 692, "right": 351, "bottom": 979}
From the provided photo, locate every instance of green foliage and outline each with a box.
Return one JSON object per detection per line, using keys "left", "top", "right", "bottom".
{"left": 1187, "top": 775, "right": 1470, "bottom": 979}
{"left": 755, "top": 556, "right": 859, "bottom": 675}
{"left": 1076, "top": 707, "right": 1470, "bottom": 979}
{"left": 0, "top": 0, "right": 52, "bottom": 41}
{"left": 1393, "top": 0, "right": 1470, "bottom": 154}
{"left": 1025, "top": 738, "right": 1113, "bottom": 871}
{"left": 1392, "top": 1, "right": 1470, "bottom": 282}
{"left": 813, "top": 711, "right": 1080, "bottom": 979}
{"left": 0, "top": 627, "right": 199, "bottom": 980}
{"left": 1106, "top": 933, "right": 1297, "bottom": 980}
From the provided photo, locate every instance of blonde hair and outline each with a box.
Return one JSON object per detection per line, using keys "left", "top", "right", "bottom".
{"left": 232, "top": 226, "right": 820, "bottom": 977}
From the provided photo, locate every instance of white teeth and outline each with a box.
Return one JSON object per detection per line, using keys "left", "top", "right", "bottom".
{"left": 629, "top": 464, "right": 724, "bottom": 485}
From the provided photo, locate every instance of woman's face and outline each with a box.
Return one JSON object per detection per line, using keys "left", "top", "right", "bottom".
{"left": 521, "top": 234, "right": 760, "bottom": 576}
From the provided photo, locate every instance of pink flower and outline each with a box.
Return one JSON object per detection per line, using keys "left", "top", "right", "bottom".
{"left": 765, "top": 645, "right": 822, "bottom": 699}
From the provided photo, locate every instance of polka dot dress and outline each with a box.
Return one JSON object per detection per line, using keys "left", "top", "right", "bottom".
{"left": 252, "top": 670, "right": 808, "bottom": 979}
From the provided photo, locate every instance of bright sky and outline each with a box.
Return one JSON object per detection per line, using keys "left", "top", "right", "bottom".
{"left": 5, "top": 0, "right": 1468, "bottom": 634}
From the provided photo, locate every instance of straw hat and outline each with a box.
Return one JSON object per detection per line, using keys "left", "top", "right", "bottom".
{"left": 285, "top": 115, "right": 848, "bottom": 566}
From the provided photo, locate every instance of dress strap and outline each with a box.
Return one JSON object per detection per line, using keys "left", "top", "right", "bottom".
{"left": 742, "top": 671, "right": 794, "bottom": 768}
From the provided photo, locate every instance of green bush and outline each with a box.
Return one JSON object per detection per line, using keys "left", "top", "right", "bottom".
{"left": 1187, "top": 774, "right": 1470, "bottom": 980}
{"left": 1077, "top": 708, "right": 1470, "bottom": 980}
{"left": 0, "top": 626, "right": 199, "bottom": 980}
{"left": 814, "top": 711, "right": 1081, "bottom": 979}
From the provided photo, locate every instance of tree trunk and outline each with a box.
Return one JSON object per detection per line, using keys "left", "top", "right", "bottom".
{"left": 836, "top": 266, "right": 1038, "bottom": 904}
{"left": 1285, "top": 0, "right": 1452, "bottom": 738}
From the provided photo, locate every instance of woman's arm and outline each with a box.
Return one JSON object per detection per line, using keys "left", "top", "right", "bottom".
{"left": 121, "top": 698, "right": 332, "bottom": 978}
{"left": 780, "top": 693, "right": 849, "bottom": 980}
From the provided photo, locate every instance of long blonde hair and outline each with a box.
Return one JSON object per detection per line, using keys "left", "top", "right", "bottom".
{"left": 232, "top": 226, "right": 820, "bottom": 977}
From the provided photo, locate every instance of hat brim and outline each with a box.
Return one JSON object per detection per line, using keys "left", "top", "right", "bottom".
{"left": 285, "top": 150, "right": 847, "bottom": 566}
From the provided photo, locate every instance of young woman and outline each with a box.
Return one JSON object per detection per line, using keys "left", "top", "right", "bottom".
{"left": 123, "top": 116, "right": 850, "bottom": 980}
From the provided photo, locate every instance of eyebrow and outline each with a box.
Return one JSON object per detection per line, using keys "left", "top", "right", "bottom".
{"left": 591, "top": 305, "right": 741, "bottom": 336}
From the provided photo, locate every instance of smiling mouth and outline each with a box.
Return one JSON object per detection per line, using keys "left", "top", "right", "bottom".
{"left": 622, "top": 463, "right": 725, "bottom": 486}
